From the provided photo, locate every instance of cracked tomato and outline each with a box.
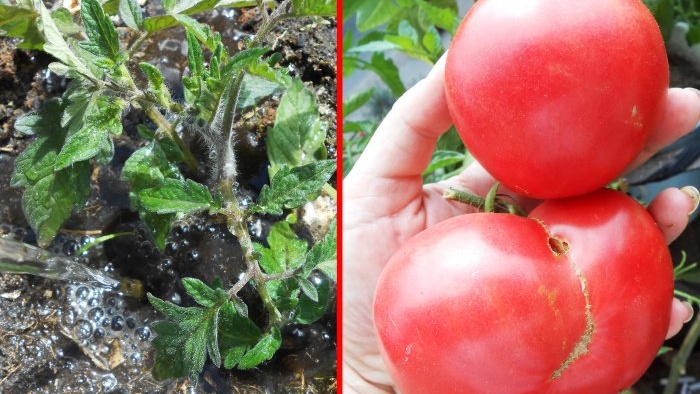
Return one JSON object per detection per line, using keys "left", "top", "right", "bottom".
{"left": 373, "top": 189, "right": 673, "bottom": 393}
{"left": 445, "top": 0, "right": 669, "bottom": 198}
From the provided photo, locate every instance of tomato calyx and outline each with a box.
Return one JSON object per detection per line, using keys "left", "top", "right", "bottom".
{"left": 443, "top": 182, "right": 526, "bottom": 215}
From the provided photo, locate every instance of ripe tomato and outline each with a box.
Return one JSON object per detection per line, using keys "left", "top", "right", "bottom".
{"left": 373, "top": 189, "right": 673, "bottom": 393}
{"left": 444, "top": 0, "right": 669, "bottom": 199}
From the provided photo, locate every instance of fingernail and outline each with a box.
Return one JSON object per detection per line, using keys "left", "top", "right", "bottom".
{"left": 686, "top": 87, "right": 700, "bottom": 98}
{"left": 684, "top": 301, "right": 695, "bottom": 323}
{"left": 681, "top": 186, "right": 700, "bottom": 216}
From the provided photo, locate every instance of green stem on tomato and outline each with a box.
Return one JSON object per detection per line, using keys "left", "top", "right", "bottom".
{"left": 443, "top": 187, "right": 526, "bottom": 216}
{"left": 484, "top": 182, "right": 500, "bottom": 213}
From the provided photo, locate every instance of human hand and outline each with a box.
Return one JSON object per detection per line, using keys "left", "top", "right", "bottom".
{"left": 342, "top": 54, "right": 700, "bottom": 393}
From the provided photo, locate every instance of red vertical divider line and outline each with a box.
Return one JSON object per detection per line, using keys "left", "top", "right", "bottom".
{"left": 335, "top": 0, "right": 344, "bottom": 391}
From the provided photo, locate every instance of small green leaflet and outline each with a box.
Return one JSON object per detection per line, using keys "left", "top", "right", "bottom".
{"left": 139, "top": 62, "right": 172, "bottom": 108}
{"left": 236, "top": 327, "right": 282, "bottom": 369}
{"left": 256, "top": 221, "right": 308, "bottom": 275}
{"left": 80, "top": 0, "right": 121, "bottom": 62}
{"left": 343, "top": 87, "right": 375, "bottom": 117}
{"left": 291, "top": 0, "right": 336, "bottom": 17}
{"left": 252, "top": 160, "right": 336, "bottom": 215}
{"left": 38, "top": 2, "right": 94, "bottom": 79}
{"left": 294, "top": 274, "right": 331, "bottom": 324}
{"left": 0, "top": 4, "right": 43, "bottom": 50}
{"left": 10, "top": 99, "right": 91, "bottom": 246}
{"left": 267, "top": 79, "right": 328, "bottom": 174}
{"left": 138, "top": 178, "right": 215, "bottom": 214}
{"left": 300, "top": 220, "right": 336, "bottom": 279}
{"left": 148, "top": 284, "right": 227, "bottom": 381}
{"left": 50, "top": 8, "right": 81, "bottom": 36}
{"left": 24, "top": 163, "right": 91, "bottom": 247}
{"left": 121, "top": 142, "right": 187, "bottom": 249}
{"left": 13, "top": 98, "right": 63, "bottom": 136}
{"left": 55, "top": 97, "right": 124, "bottom": 170}
{"left": 119, "top": 0, "right": 143, "bottom": 30}
{"left": 149, "top": 278, "right": 274, "bottom": 379}
{"left": 185, "top": 29, "right": 204, "bottom": 78}
{"left": 355, "top": 0, "right": 399, "bottom": 31}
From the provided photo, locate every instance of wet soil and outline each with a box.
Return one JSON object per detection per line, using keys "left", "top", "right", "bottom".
{"left": 0, "top": 4, "right": 336, "bottom": 393}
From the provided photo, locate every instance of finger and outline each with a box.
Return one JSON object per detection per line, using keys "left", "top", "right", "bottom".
{"left": 628, "top": 88, "right": 700, "bottom": 170}
{"left": 666, "top": 298, "right": 694, "bottom": 339}
{"left": 349, "top": 54, "right": 453, "bottom": 180}
{"left": 647, "top": 187, "right": 699, "bottom": 244}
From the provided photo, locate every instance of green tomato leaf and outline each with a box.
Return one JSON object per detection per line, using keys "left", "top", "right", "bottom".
{"left": 301, "top": 220, "right": 336, "bottom": 279}
{"left": 230, "top": 296, "right": 249, "bottom": 318}
{"left": 38, "top": 3, "right": 94, "bottom": 79}
{"left": 163, "top": 0, "right": 176, "bottom": 12}
{"left": 355, "top": 0, "right": 399, "bottom": 31}
{"left": 218, "top": 300, "right": 262, "bottom": 345}
{"left": 252, "top": 160, "right": 336, "bottom": 215}
{"left": 13, "top": 98, "right": 63, "bottom": 136}
{"left": 185, "top": 29, "right": 204, "bottom": 78}
{"left": 21, "top": 162, "right": 91, "bottom": 247}
{"left": 142, "top": 211, "right": 175, "bottom": 250}
{"left": 182, "top": 277, "right": 228, "bottom": 308}
{"left": 267, "top": 79, "right": 327, "bottom": 173}
{"left": 343, "top": 87, "right": 375, "bottom": 117}
{"left": 55, "top": 96, "right": 124, "bottom": 170}
{"left": 237, "top": 327, "right": 282, "bottom": 369}
{"left": 148, "top": 290, "right": 227, "bottom": 380}
{"left": 295, "top": 276, "right": 318, "bottom": 302}
{"left": 367, "top": 52, "right": 405, "bottom": 97}
{"left": 346, "top": 40, "right": 399, "bottom": 53}
{"left": 80, "top": 0, "right": 121, "bottom": 61}
{"left": 121, "top": 142, "right": 182, "bottom": 190}
{"left": 173, "top": 0, "right": 219, "bottom": 15}
{"left": 0, "top": 4, "right": 43, "bottom": 50}
{"left": 291, "top": 0, "right": 336, "bottom": 17}
{"left": 50, "top": 8, "right": 81, "bottom": 36}
{"left": 218, "top": 300, "right": 263, "bottom": 369}
{"left": 416, "top": 0, "right": 459, "bottom": 34}
{"left": 294, "top": 274, "right": 331, "bottom": 324}
{"left": 118, "top": 0, "right": 143, "bottom": 30}
{"left": 255, "top": 221, "right": 308, "bottom": 274}
{"left": 139, "top": 62, "right": 172, "bottom": 108}
{"left": 423, "top": 150, "right": 466, "bottom": 177}
{"left": 237, "top": 74, "right": 284, "bottom": 110}
{"left": 138, "top": 178, "right": 214, "bottom": 214}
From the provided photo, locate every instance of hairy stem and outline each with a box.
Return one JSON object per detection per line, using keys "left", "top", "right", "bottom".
{"left": 143, "top": 105, "right": 199, "bottom": 170}
{"left": 222, "top": 189, "right": 283, "bottom": 324}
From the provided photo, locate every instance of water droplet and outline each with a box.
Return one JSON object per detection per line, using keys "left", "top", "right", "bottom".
{"left": 94, "top": 327, "right": 105, "bottom": 340}
{"left": 76, "top": 286, "right": 91, "bottom": 300}
{"left": 111, "top": 316, "right": 124, "bottom": 331}
{"left": 88, "top": 307, "right": 104, "bottom": 322}
{"left": 75, "top": 319, "right": 93, "bottom": 339}
{"left": 135, "top": 326, "right": 151, "bottom": 341}
{"left": 62, "top": 309, "right": 76, "bottom": 327}
{"left": 129, "top": 352, "right": 142, "bottom": 365}
{"left": 126, "top": 317, "right": 136, "bottom": 330}
{"left": 101, "top": 374, "right": 118, "bottom": 392}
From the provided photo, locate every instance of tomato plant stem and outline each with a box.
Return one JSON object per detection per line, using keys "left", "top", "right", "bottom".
{"left": 443, "top": 187, "right": 525, "bottom": 216}
{"left": 663, "top": 306, "right": 700, "bottom": 394}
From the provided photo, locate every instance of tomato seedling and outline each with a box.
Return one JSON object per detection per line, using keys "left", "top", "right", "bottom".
{"left": 445, "top": 0, "right": 669, "bottom": 198}
{"left": 374, "top": 189, "right": 673, "bottom": 393}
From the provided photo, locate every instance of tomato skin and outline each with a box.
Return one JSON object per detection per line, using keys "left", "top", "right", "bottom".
{"left": 373, "top": 189, "right": 673, "bottom": 393}
{"left": 444, "top": 0, "right": 669, "bottom": 199}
